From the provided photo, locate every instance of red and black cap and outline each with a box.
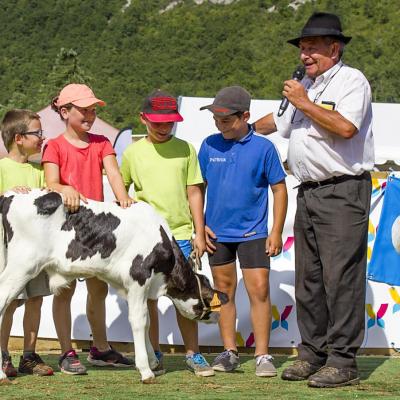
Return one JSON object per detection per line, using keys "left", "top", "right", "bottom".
{"left": 142, "top": 89, "right": 183, "bottom": 123}
{"left": 200, "top": 86, "right": 251, "bottom": 116}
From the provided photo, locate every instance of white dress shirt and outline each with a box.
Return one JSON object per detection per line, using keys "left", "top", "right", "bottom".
{"left": 273, "top": 61, "right": 375, "bottom": 182}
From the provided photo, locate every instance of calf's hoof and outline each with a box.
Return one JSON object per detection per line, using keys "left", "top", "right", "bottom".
{"left": 0, "top": 378, "right": 12, "bottom": 385}
{"left": 142, "top": 376, "right": 157, "bottom": 384}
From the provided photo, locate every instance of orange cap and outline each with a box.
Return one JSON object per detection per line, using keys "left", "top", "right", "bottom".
{"left": 56, "top": 84, "right": 106, "bottom": 108}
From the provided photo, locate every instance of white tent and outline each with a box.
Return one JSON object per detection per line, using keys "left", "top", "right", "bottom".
{"left": 0, "top": 106, "right": 119, "bottom": 160}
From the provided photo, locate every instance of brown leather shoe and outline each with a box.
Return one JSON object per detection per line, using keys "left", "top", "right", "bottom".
{"left": 281, "top": 360, "right": 322, "bottom": 381}
{"left": 18, "top": 353, "right": 54, "bottom": 376}
{"left": 308, "top": 366, "right": 359, "bottom": 388}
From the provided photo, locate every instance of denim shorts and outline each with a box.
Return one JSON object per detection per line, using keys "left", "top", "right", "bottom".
{"left": 176, "top": 239, "right": 192, "bottom": 260}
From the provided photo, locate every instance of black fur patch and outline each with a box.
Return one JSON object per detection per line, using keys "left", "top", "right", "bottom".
{"left": 130, "top": 226, "right": 175, "bottom": 286}
{"left": 166, "top": 241, "right": 228, "bottom": 317}
{"left": 0, "top": 195, "right": 14, "bottom": 245}
{"left": 168, "top": 237, "right": 196, "bottom": 293}
{"left": 34, "top": 192, "right": 63, "bottom": 215}
{"left": 129, "top": 225, "right": 228, "bottom": 320}
{"left": 62, "top": 207, "right": 121, "bottom": 261}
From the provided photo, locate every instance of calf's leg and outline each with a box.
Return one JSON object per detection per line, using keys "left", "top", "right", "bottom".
{"left": 127, "top": 287, "right": 155, "bottom": 383}
{"left": 144, "top": 311, "right": 158, "bottom": 370}
{"left": 0, "top": 314, "right": 7, "bottom": 381}
{"left": 0, "top": 266, "right": 34, "bottom": 380}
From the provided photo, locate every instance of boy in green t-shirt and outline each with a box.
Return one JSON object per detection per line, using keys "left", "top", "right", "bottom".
{"left": 0, "top": 109, "right": 53, "bottom": 378}
{"left": 120, "top": 90, "right": 214, "bottom": 377}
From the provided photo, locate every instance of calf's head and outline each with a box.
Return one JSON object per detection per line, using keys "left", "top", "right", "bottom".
{"left": 167, "top": 235, "right": 228, "bottom": 323}
{"left": 129, "top": 225, "right": 228, "bottom": 322}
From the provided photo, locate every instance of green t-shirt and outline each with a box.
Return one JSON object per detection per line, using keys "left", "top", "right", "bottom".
{"left": 120, "top": 136, "right": 203, "bottom": 240}
{"left": 0, "top": 157, "right": 44, "bottom": 193}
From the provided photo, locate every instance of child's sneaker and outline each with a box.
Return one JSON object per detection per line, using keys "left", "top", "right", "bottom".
{"left": 185, "top": 353, "right": 214, "bottom": 377}
{"left": 152, "top": 350, "right": 166, "bottom": 376}
{"left": 87, "top": 346, "right": 134, "bottom": 368}
{"left": 59, "top": 349, "right": 87, "bottom": 375}
{"left": 2, "top": 354, "right": 17, "bottom": 377}
{"left": 212, "top": 349, "right": 240, "bottom": 372}
{"left": 18, "top": 353, "right": 54, "bottom": 376}
{"left": 255, "top": 354, "right": 277, "bottom": 377}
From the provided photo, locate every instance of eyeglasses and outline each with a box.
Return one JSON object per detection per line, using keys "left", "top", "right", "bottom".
{"left": 22, "top": 129, "right": 44, "bottom": 139}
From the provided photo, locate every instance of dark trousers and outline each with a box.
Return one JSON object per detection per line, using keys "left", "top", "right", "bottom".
{"left": 294, "top": 172, "right": 372, "bottom": 371}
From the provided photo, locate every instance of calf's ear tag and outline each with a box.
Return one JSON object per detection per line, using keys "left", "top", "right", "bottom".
{"left": 210, "top": 293, "right": 222, "bottom": 312}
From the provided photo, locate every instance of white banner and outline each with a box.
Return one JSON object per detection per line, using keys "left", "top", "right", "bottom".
{"left": 10, "top": 176, "right": 400, "bottom": 350}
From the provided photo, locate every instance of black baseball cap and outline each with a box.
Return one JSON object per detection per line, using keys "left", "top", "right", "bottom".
{"left": 200, "top": 86, "right": 251, "bottom": 116}
{"left": 142, "top": 89, "right": 183, "bottom": 123}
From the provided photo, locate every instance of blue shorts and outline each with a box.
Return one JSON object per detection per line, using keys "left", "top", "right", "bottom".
{"left": 176, "top": 239, "right": 192, "bottom": 260}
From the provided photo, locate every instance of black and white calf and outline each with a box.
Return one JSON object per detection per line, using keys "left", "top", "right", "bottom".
{"left": 0, "top": 189, "right": 227, "bottom": 382}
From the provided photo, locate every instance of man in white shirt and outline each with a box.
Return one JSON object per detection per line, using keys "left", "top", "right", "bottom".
{"left": 254, "top": 12, "right": 374, "bottom": 388}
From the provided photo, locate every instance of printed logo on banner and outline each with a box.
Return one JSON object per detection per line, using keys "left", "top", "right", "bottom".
{"left": 367, "top": 178, "right": 384, "bottom": 262}
{"left": 271, "top": 305, "right": 293, "bottom": 331}
{"left": 371, "top": 177, "right": 386, "bottom": 198}
{"left": 274, "top": 236, "right": 294, "bottom": 261}
{"left": 366, "top": 303, "right": 388, "bottom": 329}
{"left": 235, "top": 332, "right": 245, "bottom": 347}
{"left": 389, "top": 287, "right": 400, "bottom": 314}
{"left": 367, "top": 219, "right": 376, "bottom": 261}
{"left": 236, "top": 332, "right": 256, "bottom": 348}
{"left": 239, "top": 305, "right": 294, "bottom": 348}
{"left": 246, "top": 332, "right": 255, "bottom": 347}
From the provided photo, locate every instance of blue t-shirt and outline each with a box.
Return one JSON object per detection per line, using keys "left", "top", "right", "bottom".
{"left": 198, "top": 129, "right": 286, "bottom": 242}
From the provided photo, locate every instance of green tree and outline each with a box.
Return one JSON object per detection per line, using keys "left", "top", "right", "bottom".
{"left": 36, "top": 48, "right": 92, "bottom": 109}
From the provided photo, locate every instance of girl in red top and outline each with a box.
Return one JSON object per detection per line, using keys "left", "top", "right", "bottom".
{"left": 42, "top": 83, "right": 134, "bottom": 375}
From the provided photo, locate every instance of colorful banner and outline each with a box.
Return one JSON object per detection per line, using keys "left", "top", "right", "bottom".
{"left": 368, "top": 175, "right": 400, "bottom": 286}
{"left": 10, "top": 176, "right": 400, "bottom": 350}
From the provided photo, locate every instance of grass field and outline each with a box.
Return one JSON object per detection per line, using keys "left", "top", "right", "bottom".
{"left": 1, "top": 353, "right": 399, "bottom": 399}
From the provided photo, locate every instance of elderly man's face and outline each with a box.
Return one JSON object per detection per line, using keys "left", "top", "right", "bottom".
{"left": 299, "top": 37, "right": 339, "bottom": 79}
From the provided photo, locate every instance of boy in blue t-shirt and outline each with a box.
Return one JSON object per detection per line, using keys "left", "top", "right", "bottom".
{"left": 198, "top": 86, "right": 288, "bottom": 377}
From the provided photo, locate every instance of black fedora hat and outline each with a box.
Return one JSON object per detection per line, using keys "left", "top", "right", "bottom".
{"left": 287, "top": 12, "right": 352, "bottom": 47}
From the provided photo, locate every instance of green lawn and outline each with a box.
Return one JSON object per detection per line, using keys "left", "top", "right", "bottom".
{"left": 1, "top": 354, "right": 399, "bottom": 399}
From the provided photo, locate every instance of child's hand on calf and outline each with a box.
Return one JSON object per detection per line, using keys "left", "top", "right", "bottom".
{"left": 117, "top": 196, "right": 135, "bottom": 208}
{"left": 11, "top": 186, "right": 31, "bottom": 194}
{"left": 61, "top": 186, "right": 87, "bottom": 213}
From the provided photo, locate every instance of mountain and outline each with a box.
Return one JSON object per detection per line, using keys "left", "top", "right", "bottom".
{"left": 0, "top": 0, "right": 398, "bottom": 131}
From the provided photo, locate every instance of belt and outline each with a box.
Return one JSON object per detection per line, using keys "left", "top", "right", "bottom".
{"left": 300, "top": 172, "right": 368, "bottom": 189}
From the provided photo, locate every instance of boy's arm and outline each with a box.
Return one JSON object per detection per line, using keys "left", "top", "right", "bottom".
{"left": 120, "top": 152, "right": 133, "bottom": 194}
{"left": 187, "top": 183, "right": 206, "bottom": 257}
{"left": 103, "top": 155, "right": 134, "bottom": 208}
{"left": 43, "top": 162, "right": 87, "bottom": 213}
{"left": 266, "top": 180, "right": 288, "bottom": 256}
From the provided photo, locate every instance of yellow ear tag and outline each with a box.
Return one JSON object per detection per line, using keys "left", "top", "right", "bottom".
{"left": 210, "top": 293, "right": 222, "bottom": 312}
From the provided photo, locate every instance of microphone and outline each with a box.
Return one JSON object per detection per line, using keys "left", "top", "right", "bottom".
{"left": 277, "top": 65, "right": 306, "bottom": 117}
